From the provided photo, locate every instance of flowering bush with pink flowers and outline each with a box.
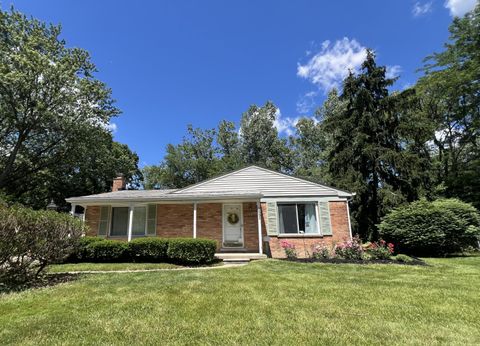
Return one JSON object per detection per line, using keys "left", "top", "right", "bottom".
{"left": 312, "top": 243, "right": 332, "bottom": 259}
{"left": 364, "top": 240, "right": 394, "bottom": 260}
{"left": 334, "top": 236, "right": 364, "bottom": 260}
{"left": 280, "top": 240, "right": 297, "bottom": 259}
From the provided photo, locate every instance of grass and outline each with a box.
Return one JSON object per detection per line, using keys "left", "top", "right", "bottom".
{"left": 1, "top": 257, "right": 479, "bottom": 345}
{"left": 47, "top": 262, "right": 180, "bottom": 273}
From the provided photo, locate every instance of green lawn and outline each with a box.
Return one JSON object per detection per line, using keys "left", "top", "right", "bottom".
{"left": 47, "top": 262, "right": 180, "bottom": 273}
{"left": 1, "top": 257, "right": 479, "bottom": 345}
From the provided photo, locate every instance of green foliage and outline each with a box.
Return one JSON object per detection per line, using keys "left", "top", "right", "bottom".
{"left": 394, "top": 254, "right": 415, "bottom": 264}
{"left": 166, "top": 238, "right": 217, "bottom": 264}
{"left": 0, "top": 204, "right": 84, "bottom": 285}
{"left": 379, "top": 199, "right": 480, "bottom": 256}
{"left": 363, "top": 240, "right": 395, "bottom": 260}
{"left": 418, "top": 3, "right": 480, "bottom": 209}
{"left": 69, "top": 236, "right": 105, "bottom": 262}
{"left": 0, "top": 8, "right": 140, "bottom": 210}
{"left": 127, "top": 238, "right": 169, "bottom": 262}
{"left": 333, "top": 236, "right": 364, "bottom": 260}
{"left": 321, "top": 51, "right": 431, "bottom": 240}
{"left": 312, "top": 243, "right": 332, "bottom": 259}
{"left": 86, "top": 240, "right": 129, "bottom": 262}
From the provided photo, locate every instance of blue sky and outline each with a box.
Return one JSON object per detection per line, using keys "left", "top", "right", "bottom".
{"left": 3, "top": 0, "right": 477, "bottom": 166}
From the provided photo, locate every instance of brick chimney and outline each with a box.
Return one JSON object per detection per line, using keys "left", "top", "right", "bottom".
{"left": 112, "top": 174, "right": 126, "bottom": 192}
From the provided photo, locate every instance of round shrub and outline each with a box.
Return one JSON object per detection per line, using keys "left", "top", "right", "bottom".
{"left": 0, "top": 204, "right": 85, "bottom": 285}
{"left": 166, "top": 238, "right": 217, "bottom": 265}
{"left": 87, "top": 240, "right": 128, "bottom": 262}
{"left": 128, "top": 238, "right": 169, "bottom": 262}
{"left": 379, "top": 199, "right": 480, "bottom": 256}
{"left": 68, "top": 236, "right": 105, "bottom": 262}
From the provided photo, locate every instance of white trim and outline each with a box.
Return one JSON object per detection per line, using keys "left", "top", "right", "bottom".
{"left": 256, "top": 202, "right": 263, "bottom": 254}
{"left": 193, "top": 202, "right": 197, "bottom": 239}
{"left": 346, "top": 201, "right": 353, "bottom": 240}
{"left": 262, "top": 196, "right": 347, "bottom": 203}
{"left": 222, "top": 203, "right": 244, "bottom": 248}
{"left": 127, "top": 206, "right": 134, "bottom": 242}
{"left": 70, "top": 204, "right": 76, "bottom": 216}
{"left": 315, "top": 202, "right": 322, "bottom": 236}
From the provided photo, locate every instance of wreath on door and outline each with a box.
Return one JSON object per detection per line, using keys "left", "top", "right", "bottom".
{"left": 227, "top": 212, "right": 239, "bottom": 225}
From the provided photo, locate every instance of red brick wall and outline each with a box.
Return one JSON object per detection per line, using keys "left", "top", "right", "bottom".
{"left": 196, "top": 203, "right": 223, "bottom": 249}
{"left": 243, "top": 202, "right": 260, "bottom": 252}
{"left": 156, "top": 204, "right": 194, "bottom": 238}
{"left": 85, "top": 206, "right": 100, "bottom": 236}
{"left": 267, "top": 201, "right": 351, "bottom": 258}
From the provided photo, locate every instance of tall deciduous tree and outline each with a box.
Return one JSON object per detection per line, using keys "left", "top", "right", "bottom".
{"left": 0, "top": 8, "right": 140, "bottom": 209}
{"left": 239, "top": 101, "right": 293, "bottom": 172}
{"left": 418, "top": 2, "right": 480, "bottom": 208}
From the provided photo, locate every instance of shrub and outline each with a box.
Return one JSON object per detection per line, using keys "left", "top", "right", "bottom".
{"left": 334, "top": 236, "right": 363, "bottom": 260}
{"left": 0, "top": 205, "right": 84, "bottom": 285}
{"left": 166, "top": 238, "right": 217, "bottom": 264}
{"left": 128, "top": 238, "right": 169, "bottom": 262}
{"left": 312, "top": 243, "right": 331, "bottom": 259}
{"left": 394, "top": 254, "right": 414, "bottom": 264}
{"left": 86, "top": 240, "right": 128, "bottom": 262}
{"left": 68, "top": 236, "right": 105, "bottom": 262}
{"left": 280, "top": 240, "right": 297, "bottom": 259}
{"left": 364, "top": 240, "right": 394, "bottom": 260}
{"left": 379, "top": 199, "right": 480, "bottom": 256}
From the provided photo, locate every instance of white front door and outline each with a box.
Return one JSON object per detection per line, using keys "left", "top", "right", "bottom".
{"left": 223, "top": 204, "right": 243, "bottom": 248}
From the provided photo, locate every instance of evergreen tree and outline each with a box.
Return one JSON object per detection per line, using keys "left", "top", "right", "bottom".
{"left": 322, "top": 50, "right": 428, "bottom": 240}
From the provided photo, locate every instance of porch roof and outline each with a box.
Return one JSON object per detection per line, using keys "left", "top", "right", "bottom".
{"left": 65, "top": 189, "right": 263, "bottom": 205}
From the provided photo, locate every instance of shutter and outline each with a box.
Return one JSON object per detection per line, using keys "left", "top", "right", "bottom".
{"left": 146, "top": 204, "right": 157, "bottom": 236}
{"left": 98, "top": 206, "right": 110, "bottom": 236}
{"left": 266, "top": 202, "right": 278, "bottom": 235}
{"left": 318, "top": 202, "right": 332, "bottom": 235}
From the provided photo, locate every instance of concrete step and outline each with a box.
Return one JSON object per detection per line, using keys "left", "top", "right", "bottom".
{"left": 215, "top": 253, "right": 268, "bottom": 261}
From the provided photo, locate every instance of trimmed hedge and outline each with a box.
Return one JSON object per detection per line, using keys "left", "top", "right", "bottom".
{"left": 167, "top": 238, "right": 217, "bottom": 264}
{"left": 379, "top": 198, "right": 480, "bottom": 256}
{"left": 69, "top": 237, "right": 217, "bottom": 265}
{"left": 87, "top": 240, "right": 128, "bottom": 262}
{"left": 128, "top": 238, "right": 169, "bottom": 262}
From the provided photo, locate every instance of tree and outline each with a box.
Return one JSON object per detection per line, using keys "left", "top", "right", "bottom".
{"left": 321, "top": 50, "right": 429, "bottom": 240}
{"left": 239, "top": 101, "right": 293, "bottom": 172}
{"left": 418, "top": 2, "right": 480, "bottom": 208}
{"left": 0, "top": 8, "right": 140, "bottom": 209}
{"left": 143, "top": 125, "right": 222, "bottom": 188}
{"left": 217, "top": 120, "right": 242, "bottom": 171}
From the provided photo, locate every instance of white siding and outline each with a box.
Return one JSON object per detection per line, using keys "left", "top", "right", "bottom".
{"left": 174, "top": 166, "right": 350, "bottom": 197}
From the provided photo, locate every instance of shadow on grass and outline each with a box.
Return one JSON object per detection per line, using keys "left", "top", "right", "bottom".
{"left": 0, "top": 273, "right": 80, "bottom": 294}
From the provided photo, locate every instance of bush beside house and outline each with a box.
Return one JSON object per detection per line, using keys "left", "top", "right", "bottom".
{"left": 379, "top": 199, "right": 480, "bottom": 256}
{"left": 0, "top": 205, "right": 85, "bottom": 286}
{"left": 68, "top": 237, "right": 217, "bottom": 265}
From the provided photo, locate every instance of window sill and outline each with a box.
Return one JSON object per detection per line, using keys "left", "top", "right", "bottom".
{"left": 277, "top": 234, "right": 323, "bottom": 238}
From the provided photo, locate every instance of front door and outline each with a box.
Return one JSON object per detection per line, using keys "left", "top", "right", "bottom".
{"left": 223, "top": 204, "right": 243, "bottom": 248}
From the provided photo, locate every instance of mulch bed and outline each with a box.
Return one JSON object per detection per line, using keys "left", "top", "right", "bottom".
{"left": 0, "top": 273, "right": 80, "bottom": 294}
{"left": 283, "top": 257, "right": 427, "bottom": 266}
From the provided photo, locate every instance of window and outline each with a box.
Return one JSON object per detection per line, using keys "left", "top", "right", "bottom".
{"left": 278, "top": 203, "right": 318, "bottom": 234}
{"left": 109, "top": 205, "right": 156, "bottom": 237}
{"left": 110, "top": 207, "right": 129, "bottom": 236}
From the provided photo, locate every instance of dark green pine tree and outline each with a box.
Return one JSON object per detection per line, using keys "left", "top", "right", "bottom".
{"left": 322, "top": 50, "right": 423, "bottom": 240}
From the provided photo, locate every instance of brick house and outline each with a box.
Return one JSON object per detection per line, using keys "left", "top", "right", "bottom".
{"left": 66, "top": 166, "right": 353, "bottom": 259}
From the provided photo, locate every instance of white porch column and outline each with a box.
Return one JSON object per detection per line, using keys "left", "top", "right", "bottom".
{"left": 82, "top": 206, "right": 86, "bottom": 222}
{"left": 70, "top": 204, "right": 77, "bottom": 216}
{"left": 346, "top": 201, "right": 353, "bottom": 240}
{"left": 127, "top": 205, "right": 134, "bottom": 242}
{"left": 256, "top": 201, "right": 263, "bottom": 254}
{"left": 193, "top": 202, "right": 197, "bottom": 238}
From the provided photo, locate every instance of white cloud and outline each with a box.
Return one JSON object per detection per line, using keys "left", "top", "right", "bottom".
{"left": 273, "top": 108, "right": 301, "bottom": 136}
{"left": 106, "top": 122, "right": 118, "bottom": 133}
{"left": 386, "top": 65, "right": 402, "bottom": 79}
{"left": 296, "top": 91, "right": 318, "bottom": 114}
{"left": 444, "top": 0, "right": 476, "bottom": 16}
{"left": 297, "top": 37, "right": 367, "bottom": 93}
{"left": 412, "top": 1, "right": 433, "bottom": 16}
